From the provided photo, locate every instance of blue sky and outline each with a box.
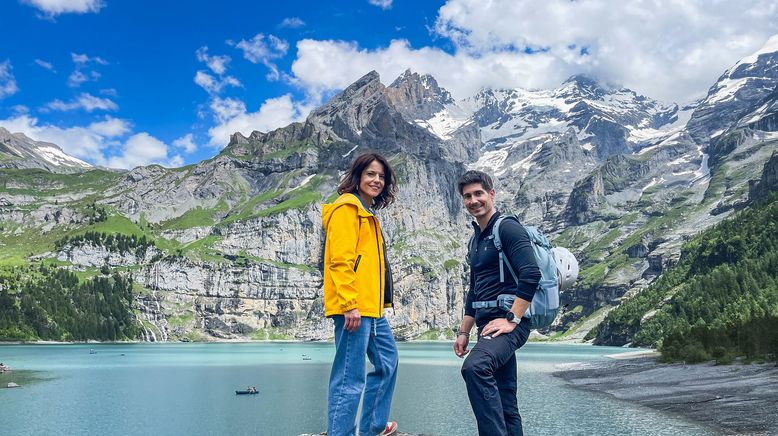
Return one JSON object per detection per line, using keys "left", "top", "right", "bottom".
{"left": 1, "top": 0, "right": 778, "bottom": 169}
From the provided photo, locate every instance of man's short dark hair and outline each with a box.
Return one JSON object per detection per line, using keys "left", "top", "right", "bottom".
{"left": 458, "top": 170, "right": 494, "bottom": 195}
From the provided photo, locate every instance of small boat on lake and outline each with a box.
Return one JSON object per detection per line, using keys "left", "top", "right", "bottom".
{"left": 236, "top": 386, "right": 259, "bottom": 395}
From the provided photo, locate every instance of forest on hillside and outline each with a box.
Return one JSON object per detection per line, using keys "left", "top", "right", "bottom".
{"left": 0, "top": 265, "right": 138, "bottom": 341}
{"left": 592, "top": 193, "right": 778, "bottom": 363}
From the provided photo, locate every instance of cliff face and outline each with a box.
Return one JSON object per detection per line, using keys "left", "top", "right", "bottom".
{"left": 5, "top": 71, "right": 473, "bottom": 342}
{"left": 749, "top": 150, "right": 778, "bottom": 202}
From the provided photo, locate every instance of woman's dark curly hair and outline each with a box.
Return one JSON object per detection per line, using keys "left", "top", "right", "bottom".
{"left": 337, "top": 152, "right": 397, "bottom": 210}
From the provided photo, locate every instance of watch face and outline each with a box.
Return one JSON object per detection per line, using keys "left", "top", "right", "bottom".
{"left": 505, "top": 312, "right": 514, "bottom": 321}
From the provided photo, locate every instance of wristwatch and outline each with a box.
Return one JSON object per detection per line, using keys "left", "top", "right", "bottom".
{"left": 505, "top": 311, "right": 520, "bottom": 324}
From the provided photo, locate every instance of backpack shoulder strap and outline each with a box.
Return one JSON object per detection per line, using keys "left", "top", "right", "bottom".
{"left": 492, "top": 215, "right": 521, "bottom": 285}
{"left": 491, "top": 215, "right": 522, "bottom": 251}
{"left": 491, "top": 215, "right": 507, "bottom": 252}
{"left": 466, "top": 233, "right": 476, "bottom": 265}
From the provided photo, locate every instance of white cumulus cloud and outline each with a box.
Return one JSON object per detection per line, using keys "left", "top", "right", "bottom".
{"left": 68, "top": 52, "right": 107, "bottom": 87}
{"left": 193, "top": 46, "right": 242, "bottom": 95}
{"left": 206, "top": 94, "right": 312, "bottom": 147}
{"left": 194, "top": 71, "right": 241, "bottom": 95}
{"left": 71, "top": 52, "right": 107, "bottom": 66}
{"left": 173, "top": 133, "right": 198, "bottom": 154}
{"left": 34, "top": 59, "right": 55, "bottom": 71}
{"left": 196, "top": 46, "right": 230, "bottom": 75}
{"left": 290, "top": 38, "right": 550, "bottom": 99}
{"left": 43, "top": 93, "right": 118, "bottom": 112}
{"left": 89, "top": 116, "right": 131, "bottom": 137}
{"left": 22, "top": 0, "right": 104, "bottom": 17}
{"left": 233, "top": 33, "right": 289, "bottom": 80}
{"left": 286, "top": 0, "right": 778, "bottom": 104}
{"left": 279, "top": 17, "right": 306, "bottom": 28}
{"left": 368, "top": 0, "right": 393, "bottom": 10}
{"left": 433, "top": 0, "right": 778, "bottom": 103}
{"left": 106, "top": 132, "right": 180, "bottom": 169}
{"left": 0, "top": 60, "right": 19, "bottom": 99}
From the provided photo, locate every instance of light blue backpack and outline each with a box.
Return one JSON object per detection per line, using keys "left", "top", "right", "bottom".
{"left": 471, "top": 216, "right": 564, "bottom": 330}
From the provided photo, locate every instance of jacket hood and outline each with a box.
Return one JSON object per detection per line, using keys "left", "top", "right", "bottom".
{"left": 322, "top": 193, "right": 374, "bottom": 229}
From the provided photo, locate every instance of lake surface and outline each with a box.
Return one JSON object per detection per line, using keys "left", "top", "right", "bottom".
{"left": 0, "top": 342, "right": 717, "bottom": 436}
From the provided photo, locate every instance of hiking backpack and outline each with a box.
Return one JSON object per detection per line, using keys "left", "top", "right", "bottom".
{"left": 469, "top": 215, "right": 577, "bottom": 330}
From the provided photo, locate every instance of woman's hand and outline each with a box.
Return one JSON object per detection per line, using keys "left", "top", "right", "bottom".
{"left": 344, "top": 308, "right": 361, "bottom": 332}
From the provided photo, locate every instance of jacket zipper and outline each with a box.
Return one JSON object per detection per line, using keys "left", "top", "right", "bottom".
{"left": 353, "top": 254, "right": 362, "bottom": 272}
{"left": 373, "top": 217, "right": 383, "bottom": 311}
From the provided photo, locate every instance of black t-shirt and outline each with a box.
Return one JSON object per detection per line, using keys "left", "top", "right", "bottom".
{"left": 465, "top": 212, "right": 541, "bottom": 327}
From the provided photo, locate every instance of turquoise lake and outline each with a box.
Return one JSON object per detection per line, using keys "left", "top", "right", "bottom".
{"left": 0, "top": 342, "right": 717, "bottom": 435}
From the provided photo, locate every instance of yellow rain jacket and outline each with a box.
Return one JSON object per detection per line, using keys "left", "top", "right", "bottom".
{"left": 322, "top": 193, "right": 393, "bottom": 318}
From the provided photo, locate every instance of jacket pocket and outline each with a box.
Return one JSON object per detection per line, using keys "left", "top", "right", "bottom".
{"left": 353, "top": 254, "right": 362, "bottom": 272}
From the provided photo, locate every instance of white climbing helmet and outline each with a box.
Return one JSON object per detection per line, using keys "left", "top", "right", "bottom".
{"left": 551, "top": 247, "right": 579, "bottom": 292}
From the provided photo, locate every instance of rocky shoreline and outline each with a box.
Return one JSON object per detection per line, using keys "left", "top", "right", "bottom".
{"left": 553, "top": 355, "right": 778, "bottom": 435}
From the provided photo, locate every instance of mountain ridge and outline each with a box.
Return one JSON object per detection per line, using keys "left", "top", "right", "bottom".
{"left": 2, "top": 39, "right": 778, "bottom": 343}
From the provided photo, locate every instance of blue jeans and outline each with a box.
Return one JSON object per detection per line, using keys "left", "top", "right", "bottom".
{"left": 328, "top": 315, "right": 398, "bottom": 436}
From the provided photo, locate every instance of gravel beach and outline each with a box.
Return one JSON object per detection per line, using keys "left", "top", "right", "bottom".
{"left": 553, "top": 355, "right": 778, "bottom": 435}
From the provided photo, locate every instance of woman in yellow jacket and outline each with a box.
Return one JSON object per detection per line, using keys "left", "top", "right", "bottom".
{"left": 322, "top": 152, "right": 398, "bottom": 436}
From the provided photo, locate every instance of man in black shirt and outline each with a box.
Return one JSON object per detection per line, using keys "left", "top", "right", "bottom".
{"left": 453, "top": 170, "right": 541, "bottom": 436}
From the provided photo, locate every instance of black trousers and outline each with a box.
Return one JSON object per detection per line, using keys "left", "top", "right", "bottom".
{"left": 461, "top": 320, "right": 531, "bottom": 436}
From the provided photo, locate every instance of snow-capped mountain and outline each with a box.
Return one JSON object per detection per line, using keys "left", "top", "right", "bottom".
{"left": 384, "top": 69, "right": 456, "bottom": 122}
{"left": 394, "top": 72, "right": 686, "bottom": 225}
{"left": 410, "top": 74, "right": 679, "bottom": 158}
{"left": 687, "top": 35, "right": 778, "bottom": 142}
{"left": 0, "top": 127, "right": 91, "bottom": 173}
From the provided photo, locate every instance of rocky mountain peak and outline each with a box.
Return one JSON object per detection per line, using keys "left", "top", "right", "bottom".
{"left": 310, "top": 70, "right": 384, "bottom": 119}
{"left": 306, "top": 70, "right": 388, "bottom": 141}
{"left": 0, "top": 127, "right": 92, "bottom": 173}
{"left": 687, "top": 35, "right": 778, "bottom": 142}
{"left": 384, "top": 69, "right": 455, "bottom": 121}
{"left": 560, "top": 74, "right": 610, "bottom": 99}
{"left": 729, "top": 35, "right": 778, "bottom": 78}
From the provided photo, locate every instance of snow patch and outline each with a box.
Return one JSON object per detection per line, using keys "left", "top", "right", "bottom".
{"left": 704, "top": 77, "right": 751, "bottom": 105}
{"left": 641, "top": 177, "right": 664, "bottom": 192}
{"left": 342, "top": 144, "right": 359, "bottom": 158}
{"left": 741, "top": 103, "right": 769, "bottom": 125}
{"left": 37, "top": 146, "right": 91, "bottom": 168}
{"left": 734, "top": 34, "right": 778, "bottom": 66}
{"left": 668, "top": 155, "right": 692, "bottom": 166}
{"left": 414, "top": 106, "right": 470, "bottom": 140}
{"left": 292, "top": 174, "right": 316, "bottom": 191}
{"left": 691, "top": 149, "right": 710, "bottom": 184}
{"left": 510, "top": 142, "right": 544, "bottom": 174}
{"left": 472, "top": 149, "right": 509, "bottom": 174}
{"left": 755, "top": 131, "right": 778, "bottom": 140}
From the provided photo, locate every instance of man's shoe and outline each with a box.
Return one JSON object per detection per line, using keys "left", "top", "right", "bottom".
{"left": 378, "top": 421, "right": 397, "bottom": 436}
